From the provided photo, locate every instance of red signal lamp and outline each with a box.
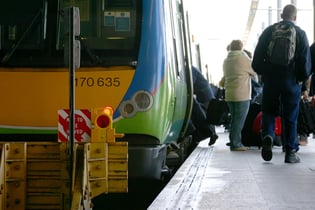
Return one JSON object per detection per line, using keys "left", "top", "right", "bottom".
{"left": 91, "top": 106, "right": 124, "bottom": 142}
{"left": 94, "top": 106, "right": 113, "bottom": 129}
{"left": 96, "top": 114, "right": 110, "bottom": 128}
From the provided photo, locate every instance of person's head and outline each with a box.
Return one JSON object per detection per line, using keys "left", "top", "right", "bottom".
{"left": 229, "top": 40, "right": 243, "bottom": 51}
{"left": 281, "top": 4, "right": 297, "bottom": 22}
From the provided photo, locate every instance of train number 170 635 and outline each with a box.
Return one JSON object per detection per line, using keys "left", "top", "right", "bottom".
{"left": 75, "top": 77, "right": 120, "bottom": 87}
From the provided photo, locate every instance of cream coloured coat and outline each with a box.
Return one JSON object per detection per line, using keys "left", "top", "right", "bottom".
{"left": 221, "top": 50, "right": 257, "bottom": 102}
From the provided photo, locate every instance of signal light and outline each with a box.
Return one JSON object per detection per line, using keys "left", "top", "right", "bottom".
{"left": 96, "top": 114, "right": 110, "bottom": 128}
{"left": 92, "top": 106, "right": 115, "bottom": 142}
{"left": 94, "top": 106, "right": 113, "bottom": 128}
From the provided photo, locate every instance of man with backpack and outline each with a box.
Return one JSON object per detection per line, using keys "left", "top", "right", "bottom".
{"left": 252, "top": 4, "right": 311, "bottom": 163}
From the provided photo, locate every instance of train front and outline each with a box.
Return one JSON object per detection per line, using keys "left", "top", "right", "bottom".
{"left": 0, "top": 0, "right": 191, "bottom": 180}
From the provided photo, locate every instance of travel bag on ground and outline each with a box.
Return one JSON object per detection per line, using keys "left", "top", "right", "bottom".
{"left": 298, "top": 99, "right": 315, "bottom": 135}
{"left": 242, "top": 103, "right": 282, "bottom": 147}
{"left": 206, "top": 98, "right": 230, "bottom": 126}
{"left": 241, "top": 103, "right": 261, "bottom": 147}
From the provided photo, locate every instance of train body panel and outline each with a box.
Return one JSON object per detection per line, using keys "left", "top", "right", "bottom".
{"left": 0, "top": 67, "right": 135, "bottom": 129}
{"left": 116, "top": 0, "right": 189, "bottom": 145}
{"left": 0, "top": 0, "right": 194, "bottom": 180}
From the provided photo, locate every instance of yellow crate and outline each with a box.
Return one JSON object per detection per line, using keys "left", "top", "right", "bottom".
{"left": 5, "top": 143, "right": 25, "bottom": 160}
{"left": 27, "top": 143, "right": 61, "bottom": 160}
{"left": 26, "top": 179, "right": 69, "bottom": 193}
{"left": 26, "top": 193, "right": 63, "bottom": 209}
{"left": 5, "top": 180, "right": 26, "bottom": 210}
{"left": 89, "top": 179, "right": 108, "bottom": 198}
{"left": 5, "top": 161, "right": 25, "bottom": 179}
{"left": 108, "top": 160, "right": 128, "bottom": 177}
{"left": 2, "top": 142, "right": 72, "bottom": 210}
{"left": 108, "top": 142, "right": 128, "bottom": 159}
{"left": 108, "top": 178, "right": 128, "bottom": 193}
{"left": 27, "top": 161, "right": 67, "bottom": 177}
{"left": 86, "top": 143, "right": 108, "bottom": 159}
{"left": 87, "top": 160, "right": 107, "bottom": 178}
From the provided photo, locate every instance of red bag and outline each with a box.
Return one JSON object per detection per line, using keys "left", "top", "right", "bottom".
{"left": 252, "top": 111, "right": 282, "bottom": 136}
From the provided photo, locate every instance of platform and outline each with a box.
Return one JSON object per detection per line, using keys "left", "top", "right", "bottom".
{"left": 148, "top": 126, "right": 315, "bottom": 210}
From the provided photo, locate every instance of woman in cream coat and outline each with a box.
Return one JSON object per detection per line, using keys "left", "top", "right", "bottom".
{"left": 220, "top": 40, "right": 257, "bottom": 151}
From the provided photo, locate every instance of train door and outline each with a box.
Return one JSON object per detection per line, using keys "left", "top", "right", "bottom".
{"left": 170, "top": 0, "right": 194, "bottom": 139}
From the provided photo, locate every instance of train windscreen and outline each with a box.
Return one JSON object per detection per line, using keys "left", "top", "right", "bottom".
{"left": 0, "top": 0, "right": 142, "bottom": 67}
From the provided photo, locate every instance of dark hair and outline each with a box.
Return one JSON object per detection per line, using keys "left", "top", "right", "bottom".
{"left": 282, "top": 4, "right": 297, "bottom": 20}
{"left": 230, "top": 40, "right": 243, "bottom": 51}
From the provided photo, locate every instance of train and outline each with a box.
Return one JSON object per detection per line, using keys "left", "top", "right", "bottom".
{"left": 0, "top": 0, "right": 196, "bottom": 181}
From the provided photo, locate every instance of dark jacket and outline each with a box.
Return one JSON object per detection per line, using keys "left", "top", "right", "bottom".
{"left": 192, "top": 66, "right": 215, "bottom": 105}
{"left": 307, "top": 43, "right": 315, "bottom": 96}
{"left": 310, "top": 42, "right": 315, "bottom": 74}
{"left": 252, "top": 20, "right": 311, "bottom": 82}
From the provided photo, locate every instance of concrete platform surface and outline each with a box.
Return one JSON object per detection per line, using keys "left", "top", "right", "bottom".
{"left": 148, "top": 126, "right": 315, "bottom": 210}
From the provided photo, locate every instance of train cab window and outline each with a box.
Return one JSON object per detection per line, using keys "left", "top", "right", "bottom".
{"left": 0, "top": 0, "right": 51, "bottom": 66}
{"left": 59, "top": 0, "right": 142, "bottom": 66}
{"left": 0, "top": 0, "right": 141, "bottom": 67}
{"left": 0, "top": 0, "right": 47, "bottom": 50}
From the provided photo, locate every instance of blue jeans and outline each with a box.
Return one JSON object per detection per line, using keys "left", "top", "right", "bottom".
{"left": 261, "top": 76, "right": 301, "bottom": 151}
{"left": 227, "top": 100, "right": 250, "bottom": 148}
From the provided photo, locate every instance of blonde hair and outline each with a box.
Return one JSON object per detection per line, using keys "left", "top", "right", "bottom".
{"left": 230, "top": 40, "right": 243, "bottom": 51}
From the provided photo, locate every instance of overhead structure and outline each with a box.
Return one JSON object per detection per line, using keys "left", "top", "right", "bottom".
{"left": 243, "top": 0, "right": 260, "bottom": 46}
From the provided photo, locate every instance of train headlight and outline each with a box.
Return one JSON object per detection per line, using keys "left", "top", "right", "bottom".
{"left": 133, "top": 91, "right": 153, "bottom": 111}
{"left": 119, "top": 91, "right": 153, "bottom": 118}
{"left": 119, "top": 100, "right": 137, "bottom": 118}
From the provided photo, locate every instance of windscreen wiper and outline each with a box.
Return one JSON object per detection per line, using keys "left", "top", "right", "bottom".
{"left": 1, "top": 9, "right": 43, "bottom": 64}
{"left": 79, "top": 36, "right": 102, "bottom": 65}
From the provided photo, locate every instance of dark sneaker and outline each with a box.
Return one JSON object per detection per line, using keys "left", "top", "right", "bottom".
{"left": 261, "top": 135, "right": 273, "bottom": 161}
{"left": 208, "top": 134, "right": 218, "bottom": 146}
{"left": 285, "top": 149, "right": 300, "bottom": 163}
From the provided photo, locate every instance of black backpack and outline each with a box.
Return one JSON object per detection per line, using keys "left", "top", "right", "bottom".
{"left": 267, "top": 23, "right": 296, "bottom": 66}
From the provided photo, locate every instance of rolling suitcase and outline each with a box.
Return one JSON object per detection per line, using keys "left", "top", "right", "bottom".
{"left": 242, "top": 103, "right": 282, "bottom": 147}
{"left": 251, "top": 111, "right": 282, "bottom": 147}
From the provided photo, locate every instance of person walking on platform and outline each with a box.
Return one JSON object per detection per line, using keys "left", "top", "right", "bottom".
{"left": 190, "top": 66, "right": 218, "bottom": 146}
{"left": 309, "top": 42, "right": 315, "bottom": 96}
{"left": 252, "top": 4, "right": 311, "bottom": 163}
{"left": 220, "top": 39, "right": 257, "bottom": 151}
{"left": 299, "top": 42, "right": 315, "bottom": 144}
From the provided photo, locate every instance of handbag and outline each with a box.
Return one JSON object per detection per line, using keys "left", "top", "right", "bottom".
{"left": 206, "top": 98, "right": 230, "bottom": 125}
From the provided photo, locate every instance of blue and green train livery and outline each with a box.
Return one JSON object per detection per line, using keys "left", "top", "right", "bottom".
{"left": 0, "top": 0, "right": 194, "bottom": 180}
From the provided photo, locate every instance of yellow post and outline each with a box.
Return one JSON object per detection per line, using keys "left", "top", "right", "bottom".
{"left": 84, "top": 106, "right": 127, "bottom": 199}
